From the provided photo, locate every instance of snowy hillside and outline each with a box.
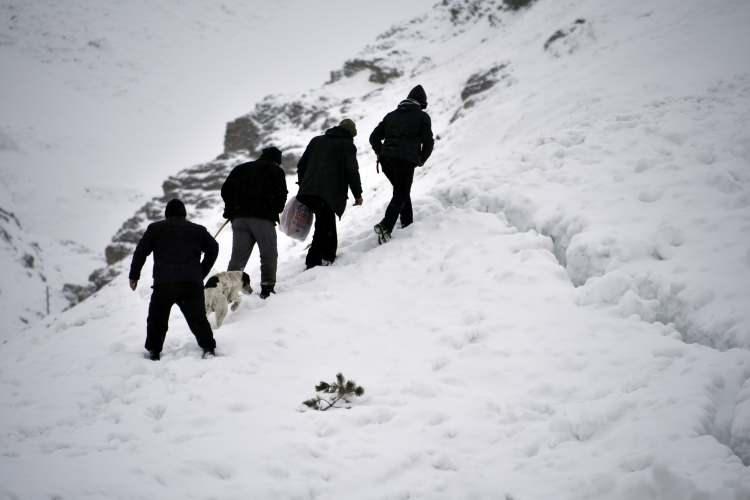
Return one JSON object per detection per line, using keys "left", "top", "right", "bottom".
{"left": 2, "top": 0, "right": 750, "bottom": 499}
{"left": 0, "top": 0, "right": 434, "bottom": 331}
{"left": 0, "top": 186, "right": 46, "bottom": 330}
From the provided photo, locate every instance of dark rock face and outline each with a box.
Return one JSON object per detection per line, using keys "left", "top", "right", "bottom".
{"left": 460, "top": 63, "right": 510, "bottom": 101}
{"left": 66, "top": 93, "right": 336, "bottom": 306}
{"left": 328, "top": 58, "right": 403, "bottom": 85}
{"left": 446, "top": 0, "right": 488, "bottom": 25}
{"left": 438, "top": 0, "right": 538, "bottom": 28}
{"left": 93, "top": 157, "right": 233, "bottom": 290}
{"left": 64, "top": 0, "right": 527, "bottom": 307}
{"left": 104, "top": 241, "right": 133, "bottom": 266}
{"left": 253, "top": 96, "right": 335, "bottom": 139}
{"left": 224, "top": 116, "right": 260, "bottom": 154}
{"left": 502, "top": 0, "right": 536, "bottom": 11}
{"left": 451, "top": 63, "right": 514, "bottom": 123}
{"left": 1, "top": 204, "right": 48, "bottom": 327}
{"left": 62, "top": 282, "right": 92, "bottom": 305}
{"left": 22, "top": 253, "right": 34, "bottom": 268}
{"left": 544, "top": 19, "right": 589, "bottom": 56}
{"left": 63, "top": 261, "right": 121, "bottom": 305}
{"left": 0, "top": 207, "right": 21, "bottom": 244}
{"left": 440, "top": 0, "right": 508, "bottom": 27}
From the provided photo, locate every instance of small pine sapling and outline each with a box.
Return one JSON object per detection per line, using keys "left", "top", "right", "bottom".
{"left": 303, "top": 372, "right": 365, "bottom": 411}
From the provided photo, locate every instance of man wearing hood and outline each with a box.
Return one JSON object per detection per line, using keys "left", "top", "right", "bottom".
{"left": 129, "top": 198, "right": 219, "bottom": 360}
{"left": 221, "top": 146, "right": 288, "bottom": 298}
{"left": 297, "top": 118, "right": 363, "bottom": 269}
{"left": 369, "top": 84, "right": 434, "bottom": 243}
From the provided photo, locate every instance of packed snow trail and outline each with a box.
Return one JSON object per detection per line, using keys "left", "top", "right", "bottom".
{"left": 2, "top": 204, "right": 749, "bottom": 500}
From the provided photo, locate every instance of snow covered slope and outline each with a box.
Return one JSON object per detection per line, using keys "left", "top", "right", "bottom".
{"left": 2, "top": 0, "right": 750, "bottom": 498}
{"left": 97, "top": 0, "right": 750, "bottom": 348}
{"left": 0, "top": 187, "right": 46, "bottom": 331}
{"left": 0, "top": 0, "right": 435, "bottom": 331}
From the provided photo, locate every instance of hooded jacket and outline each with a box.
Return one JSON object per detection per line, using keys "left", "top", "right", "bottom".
{"left": 369, "top": 87, "right": 434, "bottom": 167}
{"left": 297, "top": 126, "right": 363, "bottom": 218}
{"left": 221, "top": 149, "right": 288, "bottom": 222}
{"left": 129, "top": 201, "right": 218, "bottom": 285}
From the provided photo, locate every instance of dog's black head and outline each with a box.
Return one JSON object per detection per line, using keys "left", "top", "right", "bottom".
{"left": 241, "top": 272, "right": 252, "bottom": 294}
{"left": 205, "top": 276, "right": 220, "bottom": 289}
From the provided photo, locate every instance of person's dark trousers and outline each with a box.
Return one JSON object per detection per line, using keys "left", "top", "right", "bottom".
{"left": 299, "top": 195, "right": 337, "bottom": 269}
{"left": 380, "top": 158, "right": 416, "bottom": 233}
{"left": 146, "top": 282, "right": 216, "bottom": 354}
{"left": 227, "top": 217, "right": 278, "bottom": 288}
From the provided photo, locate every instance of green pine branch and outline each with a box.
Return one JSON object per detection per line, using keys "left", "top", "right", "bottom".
{"left": 303, "top": 372, "right": 365, "bottom": 411}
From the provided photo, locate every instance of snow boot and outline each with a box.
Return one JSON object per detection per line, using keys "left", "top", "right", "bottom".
{"left": 260, "top": 285, "right": 275, "bottom": 299}
{"left": 147, "top": 351, "right": 160, "bottom": 361}
{"left": 202, "top": 348, "right": 215, "bottom": 359}
{"left": 374, "top": 224, "right": 391, "bottom": 244}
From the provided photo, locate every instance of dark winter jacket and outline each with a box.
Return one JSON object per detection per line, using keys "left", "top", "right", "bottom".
{"left": 369, "top": 99, "right": 434, "bottom": 167}
{"left": 221, "top": 151, "right": 288, "bottom": 223}
{"left": 129, "top": 216, "right": 219, "bottom": 285}
{"left": 297, "top": 126, "right": 363, "bottom": 218}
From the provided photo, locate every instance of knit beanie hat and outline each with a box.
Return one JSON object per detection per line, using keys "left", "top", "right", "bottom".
{"left": 339, "top": 118, "right": 357, "bottom": 137}
{"left": 407, "top": 84, "right": 428, "bottom": 109}
{"left": 260, "top": 146, "right": 282, "bottom": 165}
{"left": 165, "top": 198, "right": 186, "bottom": 218}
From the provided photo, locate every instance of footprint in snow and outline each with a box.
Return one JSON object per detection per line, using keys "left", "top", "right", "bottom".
{"left": 401, "top": 382, "right": 438, "bottom": 399}
{"left": 443, "top": 427, "right": 459, "bottom": 440}
{"left": 432, "top": 455, "right": 458, "bottom": 472}
{"left": 696, "top": 149, "right": 716, "bottom": 165}
{"left": 427, "top": 412, "right": 449, "bottom": 426}
{"left": 315, "top": 423, "right": 338, "bottom": 438}
{"left": 266, "top": 463, "right": 291, "bottom": 479}
{"left": 107, "top": 432, "right": 135, "bottom": 444}
{"left": 355, "top": 408, "right": 396, "bottom": 426}
{"left": 108, "top": 341, "right": 126, "bottom": 354}
{"left": 441, "top": 328, "right": 488, "bottom": 350}
{"left": 431, "top": 357, "right": 450, "bottom": 371}
{"left": 634, "top": 158, "right": 655, "bottom": 173}
{"left": 227, "top": 402, "right": 248, "bottom": 413}
{"left": 198, "top": 462, "right": 235, "bottom": 481}
{"left": 145, "top": 404, "right": 167, "bottom": 420}
{"left": 638, "top": 187, "right": 664, "bottom": 203}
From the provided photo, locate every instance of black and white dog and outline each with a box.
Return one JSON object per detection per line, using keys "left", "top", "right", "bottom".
{"left": 204, "top": 271, "right": 252, "bottom": 328}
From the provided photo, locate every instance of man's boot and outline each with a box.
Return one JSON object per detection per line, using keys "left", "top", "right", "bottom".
{"left": 260, "top": 285, "right": 275, "bottom": 299}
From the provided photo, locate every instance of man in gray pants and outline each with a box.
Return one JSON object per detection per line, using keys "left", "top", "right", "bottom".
{"left": 221, "top": 147, "right": 288, "bottom": 298}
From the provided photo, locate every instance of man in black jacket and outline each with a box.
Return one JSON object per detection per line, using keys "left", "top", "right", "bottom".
{"left": 129, "top": 199, "right": 219, "bottom": 360}
{"left": 297, "top": 119, "right": 363, "bottom": 269}
{"left": 221, "top": 146, "right": 288, "bottom": 298}
{"left": 369, "top": 84, "right": 434, "bottom": 244}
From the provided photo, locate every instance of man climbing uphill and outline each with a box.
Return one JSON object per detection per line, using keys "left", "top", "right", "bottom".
{"left": 297, "top": 118, "right": 363, "bottom": 269}
{"left": 221, "top": 146, "right": 288, "bottom": 299}
{"left": 369, "top": 84, "right": 434, "bottom": 244}
{"left": 129, "top": 198, "right": 219, "bottom": 361}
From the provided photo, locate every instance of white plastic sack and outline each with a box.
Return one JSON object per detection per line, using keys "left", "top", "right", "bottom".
{"left": 279, "top": 196, "right": 313, "bottom": 241}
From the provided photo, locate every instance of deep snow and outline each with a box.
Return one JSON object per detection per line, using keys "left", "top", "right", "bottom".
{"left": 0, "top": 0, "right": 435, "bottom": 332}
{"left": 2, "top": 0, "right": 750, "bottom": 499}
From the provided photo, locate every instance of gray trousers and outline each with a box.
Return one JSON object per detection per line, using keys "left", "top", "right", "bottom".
{"left": 227, "top": 217, "right": 278, "bottom": 287}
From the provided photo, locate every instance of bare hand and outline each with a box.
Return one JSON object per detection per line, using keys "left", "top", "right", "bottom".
{"left": 354, "top": 197, "right": 363, "bottom": 206}
{"left": 129, "top": 279, "right": 138, "bottom": 291}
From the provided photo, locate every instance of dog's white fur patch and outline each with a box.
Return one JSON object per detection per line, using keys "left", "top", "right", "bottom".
{"left": 204, "top": 271, "right": 251, "bottom": 328}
